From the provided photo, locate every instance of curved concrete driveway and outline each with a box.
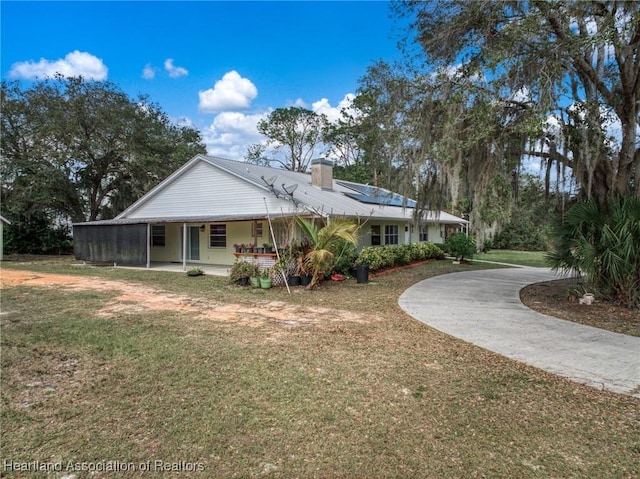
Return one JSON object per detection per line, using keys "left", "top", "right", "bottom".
{"left": 398, "top": 267, "right": 640, "bottom": 397}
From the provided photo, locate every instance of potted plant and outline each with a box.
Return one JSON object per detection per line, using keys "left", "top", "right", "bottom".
{"left": 259, "top": 268, "right": 272, "bottom": 289}
{"left": 295, "top": 253, "right": 311, "bottom": 285}
{"left": 186, "top": 267, "right": 204, "bottom": 277}
{"left": 291, "top": 238, "right": 313, "bottom": 286}
{"left": 288, "top": 274, "right": 301, "bottom": 286}
{"left": 263, "top": 242, "right": 274, "bottom": 254}
{"left": 234, "top": 243, "right": 243, "bottom": 253}
{"left": 229, "top": 259, "right": 259, "bottom": 285}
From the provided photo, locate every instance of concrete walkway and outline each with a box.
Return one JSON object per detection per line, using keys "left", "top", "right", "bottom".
{"left": 398, "top": 267, "right": 640, "bottom": 398}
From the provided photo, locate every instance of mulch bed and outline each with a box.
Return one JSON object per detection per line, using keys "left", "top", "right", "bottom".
{"left": 369, "top": 259, "right": 437, "bottom": 277}
{"left": 520, "top": 277, "right": 639, "bottom": 337}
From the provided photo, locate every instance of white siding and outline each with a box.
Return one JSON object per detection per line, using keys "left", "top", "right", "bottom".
{"left": 124, "top": 160, "right": 295, "bottom": 219}
{"left": 148, "top": 220, "right": 282, "bottom": 266}
{"left": 412, "top": 224, "right": 443, "bottom": 244}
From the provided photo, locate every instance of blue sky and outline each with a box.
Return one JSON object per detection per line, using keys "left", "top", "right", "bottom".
{"left": 1, "top": 1, "right": 404, "bottom": 159}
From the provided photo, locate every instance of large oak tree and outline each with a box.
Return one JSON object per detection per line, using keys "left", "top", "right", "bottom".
{"left": 1, "top": 76, "right": 205, "bottom": 252}
{"left": 395, "top": 0, "right": 639, "bottom": 205}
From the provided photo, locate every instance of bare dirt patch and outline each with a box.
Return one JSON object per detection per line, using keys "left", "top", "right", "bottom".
{"left": 521, "top": 277, "right": 639, "bottom": 337}
{"left": 0, "top": 269, "right": 368, "bottom": 329}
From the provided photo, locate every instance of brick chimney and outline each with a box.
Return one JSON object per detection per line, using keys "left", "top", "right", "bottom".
{"left": 311, "top": 158, "right": 334, "bottom": 190}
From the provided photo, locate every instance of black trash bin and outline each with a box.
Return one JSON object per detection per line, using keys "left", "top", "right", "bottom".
{"left": 356, "top": 264, "right": 369, "bottom": 284}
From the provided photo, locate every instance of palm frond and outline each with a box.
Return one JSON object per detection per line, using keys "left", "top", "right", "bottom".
{"left": 548, "top": 196, "right": 640, "bottom": 308}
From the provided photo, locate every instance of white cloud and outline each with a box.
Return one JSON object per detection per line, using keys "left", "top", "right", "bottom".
{"left": 8, "top": 50, "right": 108, "bottom": 80}
{"left": 164, "top": 58, "right": 188, "bottom": 78}
{"left": 198, "top": 94, "right": 359, "bottom": 160}
{"left": 198, "top": 71, "right": 258, "bottom": 113}
{"left": 142, "top": 63, "right": 156, "bottom": 80}
{"left": 201, "top": 111, "right": 269, "bottom": 160}
{"left": 435, "top": 63, "right": 464, "bottom": 79}
{"left": 566, "top": 102, "right": 624, "bottom": 148}
{"left": 293, "top": 98, "right": 308, "bottom": 108}
{"left": 544, "top": 114, "right": 563, "bottom": 137}
{"left": 173, "top": 116, "right": 195, "bottom": 128}
{"left": 433, "top": 62, "right": 483, "bottom": 84}
{"left": 311, "top": 94, "right": 356, "bottom": 123}
{"left": 509, "top": 87, "right": 530, "bottom": 104}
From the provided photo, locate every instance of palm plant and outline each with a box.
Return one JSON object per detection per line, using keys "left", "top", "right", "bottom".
{"left": 546, "top": 196, "right": 640, "bottom": 308}
{"left": 296, "top": 216, "right": 359, "bottom": 288}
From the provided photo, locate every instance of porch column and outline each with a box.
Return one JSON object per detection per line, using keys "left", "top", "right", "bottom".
{"left": 146, "top": 223, "right": 151, "bottom": 268}
{"left": 253, "top": 219, "right": 259, "bottom": 248}
{"left": 182, "top": 222, "right": 187, "bottom": 271}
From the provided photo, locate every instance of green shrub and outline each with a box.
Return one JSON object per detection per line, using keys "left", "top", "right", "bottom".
{"left": 3, "top": 211, "right": 73, "bottom": 255}
{"left": 228, "top": 259, "right": 260, "bottom": 282}
{"left": 356, "top": 242, "right": 444, "bottom": 271}
{"left": 356, "top": 246, "right": 389, "bottom": 271}
{"left": 328, "top": 239, "right": 358, "bottom": 275}
{"left": 393, "top": 244, "right": 412, "bottom": 265}
{"left": 420, "top": 242, "right": 446, "bottom": 260}
{"left": 493, "top": 216, "right": 547, "bottom": 251}
{"left": 445, "top": 233, "right": 476, "bottom": 260}
{"left": 433, "top": 242, "right": 448, "bottom": 254}
{"left": 406, "top": 243, "right": 423, "bottom": 262}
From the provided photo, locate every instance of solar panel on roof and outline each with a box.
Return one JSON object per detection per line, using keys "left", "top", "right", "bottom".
{"left": 338, "top": 181, "right": 416, "bottom": 208}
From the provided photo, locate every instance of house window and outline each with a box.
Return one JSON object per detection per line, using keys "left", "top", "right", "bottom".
{"left": 209, "top": 224, "right": 226, "bottom": 248}
{"left": 251, "top": 221, "right": 263, "bottom": 238}
{"left": 419, "top": 225, "right": 428, "bottom": 242}
{"left": 385, "top": 225, "right": 398, "bottom": 245}
{"left": 371, "top": 225, "right": 381, "bottom": 246}
{"left": 151, "top": 225, "right": 165, "bottom": 247}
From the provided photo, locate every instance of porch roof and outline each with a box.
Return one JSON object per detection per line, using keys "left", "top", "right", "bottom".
{"left": 73, "top": 212, "right": 295, "bottom": 227}
{"left": 73, "top": 209, "right": 467, "bottom": 227}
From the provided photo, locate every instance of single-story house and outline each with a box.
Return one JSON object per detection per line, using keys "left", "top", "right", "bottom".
{"left": 73, "top": 155, "right": 467, "bottom": 269}
{"left": 0, "top": 215, "right": 10, "bottom": 261}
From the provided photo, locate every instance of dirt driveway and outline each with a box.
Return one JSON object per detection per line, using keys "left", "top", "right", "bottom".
{"left": 1, "top": 269, "right": 367, "bottom": 328}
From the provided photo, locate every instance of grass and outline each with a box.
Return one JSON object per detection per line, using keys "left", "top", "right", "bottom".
{"left": 1, "top": 256, "right": 639, "bottom": 478}
{"left": 477, "top": 249, "right": 549, "bottom": 268}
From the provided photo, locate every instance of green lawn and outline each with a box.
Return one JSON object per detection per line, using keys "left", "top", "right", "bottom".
{"left": 477, "top": 249, "right": 549, "bottom": 267}
{"left": 1, "top": 257, "right": 638, "bottom": 478}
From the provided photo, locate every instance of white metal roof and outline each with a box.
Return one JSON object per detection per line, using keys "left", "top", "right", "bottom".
{"left": 84, "top": 155, "right": 467, "bottom": 226}
{"left": 196, "top": 155, "right": 467, "bottom": 224}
